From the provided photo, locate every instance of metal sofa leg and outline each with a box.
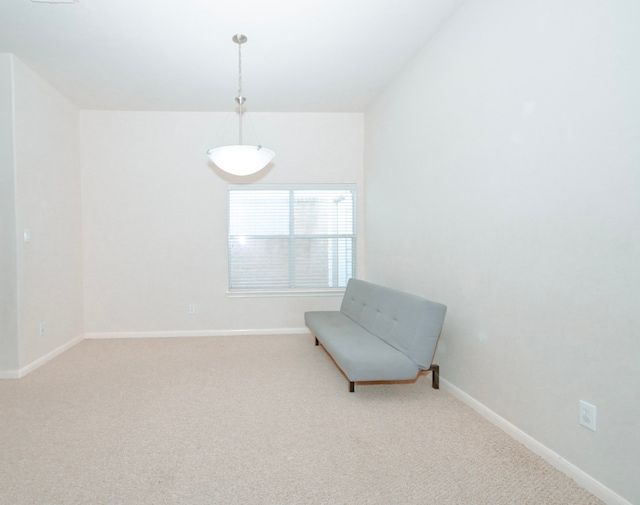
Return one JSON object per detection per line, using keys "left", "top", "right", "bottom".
{"left": 349, "top": 381, "right": 355, "bottom": 393}
{"left": 429, "top": 364, "right": 440, "bottom": 389}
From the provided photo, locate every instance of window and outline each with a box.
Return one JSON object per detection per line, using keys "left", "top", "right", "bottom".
{"left": 228, "top": 184, "right": 356, "bottom": 293}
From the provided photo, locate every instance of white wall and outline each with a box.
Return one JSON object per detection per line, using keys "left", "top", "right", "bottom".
{"left": 364, "top": 1, "right": 639, "bottom": 503}
{"left": 11, "top": 57, "right": 84, "bottom": 370}
{"left": 81, "top": 111, "right": 364, "bottom": 336}
{"left": 1, "top": 54, "right": 83, "bottom": 376}
{"left": 0, "top": 54, "right": 19, "bottom": 373}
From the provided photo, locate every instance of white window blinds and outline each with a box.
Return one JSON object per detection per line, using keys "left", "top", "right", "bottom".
{"left": 228, "top": 184, "right": 356, "bottom": 291}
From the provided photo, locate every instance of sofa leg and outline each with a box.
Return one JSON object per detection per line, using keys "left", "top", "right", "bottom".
{"left": 315, "top": 337, "right": 319, "bottom": 346}
{"left": 429, "top": 364, "right": 440, "bottom": 389}
{"left": 349, "top": 381, "right": 355, "bottom": 393}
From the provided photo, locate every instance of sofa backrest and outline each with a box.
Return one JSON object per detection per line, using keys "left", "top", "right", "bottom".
{"left": 340, "top": 278, "right": 447, "bottom": 369}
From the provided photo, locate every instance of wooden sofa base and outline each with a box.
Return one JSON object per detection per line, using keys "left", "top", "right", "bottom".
{"left": 315, "top": 337, "right": 440, "bottom": 393}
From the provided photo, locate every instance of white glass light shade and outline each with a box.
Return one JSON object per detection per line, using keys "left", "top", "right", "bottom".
{"left": 207, "top": 145, "right": 275, "bottom": 176}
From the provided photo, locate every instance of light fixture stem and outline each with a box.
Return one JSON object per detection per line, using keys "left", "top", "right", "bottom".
{"left": 234, "top": 35, "right": 247, "bottom": 145}
{"left": 238, "top": 36, "right": 243, "bottom": 101}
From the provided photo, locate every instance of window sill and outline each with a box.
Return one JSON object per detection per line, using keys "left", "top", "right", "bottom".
{"left": 226, "top": 289, "right": 346, "bottom": 298}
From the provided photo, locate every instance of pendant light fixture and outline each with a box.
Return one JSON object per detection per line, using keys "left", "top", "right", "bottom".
{"left": 207, "top": 34, "right": 275, "bottom": 176}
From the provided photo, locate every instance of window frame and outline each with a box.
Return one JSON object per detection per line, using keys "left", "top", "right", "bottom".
{"left": 226, "top": 183, "right": 357, "bottom": 297}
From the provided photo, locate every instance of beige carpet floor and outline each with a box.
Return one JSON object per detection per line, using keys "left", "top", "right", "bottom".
{"left": 1, "top": 335, "right": 603, "bottom": 505}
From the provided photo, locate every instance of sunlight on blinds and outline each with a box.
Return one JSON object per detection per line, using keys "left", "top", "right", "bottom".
{"left": 228, "top": 185, "right": 356, "bottom": 291}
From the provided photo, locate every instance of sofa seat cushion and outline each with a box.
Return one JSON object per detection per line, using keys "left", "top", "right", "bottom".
{"left": 305, "top": 310, "right": 420, "bottom": 382}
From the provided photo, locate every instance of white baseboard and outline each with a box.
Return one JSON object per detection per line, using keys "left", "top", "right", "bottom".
{"left": 0, "top": 334, "right": 84, "bottom": 379}
{"left": 84, "top": 327, "right": 312, "bottom": 339}
{"left": 1, "top": 329, "right": 312, "bottom": 378}
{"left": 440, "top": 379, "right": 632, "bottom": 505}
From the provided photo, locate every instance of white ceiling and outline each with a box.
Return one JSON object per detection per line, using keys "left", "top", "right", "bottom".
{"left": 0, "top": 0, "right": 466, "bottom": 112}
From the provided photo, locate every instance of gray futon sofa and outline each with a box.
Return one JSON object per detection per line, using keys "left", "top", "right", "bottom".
{"left": 305, "top": 278, "right": 447, "bottom": 392}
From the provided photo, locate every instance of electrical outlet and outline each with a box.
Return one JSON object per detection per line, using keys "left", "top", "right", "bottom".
{"left": 579, "top": 400, "right": 597, "bottom": 431}
{"left": 39, "top": 322, "right": 46, "bottom": 336}
{"left": 188, "top": 304, "right": 196, "bottom": 314}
